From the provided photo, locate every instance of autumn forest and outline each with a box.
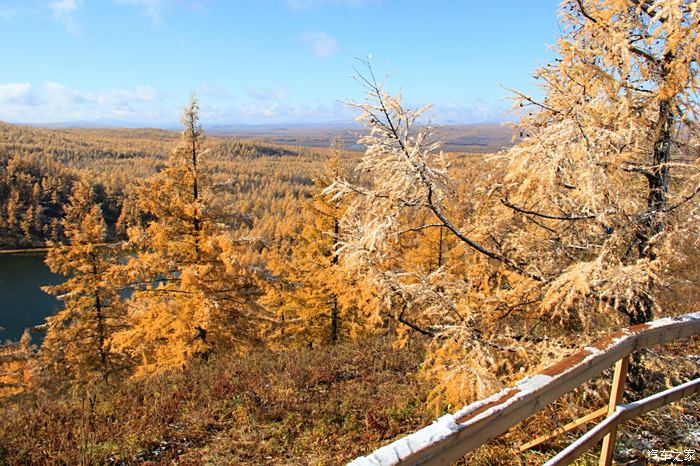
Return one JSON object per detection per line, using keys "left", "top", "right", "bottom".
{"left": 1, "top": 1, "right": 700, "bottom": 464}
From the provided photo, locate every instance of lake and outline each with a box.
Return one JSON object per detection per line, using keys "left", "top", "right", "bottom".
{"left": 0, "top": 252, "right": 62, "bottom": 343}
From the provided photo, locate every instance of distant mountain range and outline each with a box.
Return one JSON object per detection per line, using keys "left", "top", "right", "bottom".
{"left": 18, "top": 121, "right": 517, "bottom": 153}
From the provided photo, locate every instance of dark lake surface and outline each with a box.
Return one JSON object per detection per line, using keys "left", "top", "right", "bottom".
{"left": 0, "top": 252, "right": 62, "bottom": 342}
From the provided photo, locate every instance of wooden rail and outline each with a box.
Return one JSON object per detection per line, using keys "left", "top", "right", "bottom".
{"left": 544, "top": 377, "right": 700, "bottom": 466}
{"left": 348, "top": 311, "right": 700, "bottom": 466}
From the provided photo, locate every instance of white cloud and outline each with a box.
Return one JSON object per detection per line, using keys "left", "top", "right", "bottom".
{"left": 220, "top": 100, "right": 354, "bottom": 124}
{"left": 48, "top": 0, "right": 80, "bottom": 34}
{"left": 0, "top": 81, "right": 353, "bottom": 126}
{"left": 44, "top": 81, "right": 90, "bottom": 104}
{"left": 0, "top": 82, "right": 172, "bottom": 124}
{"left": 301, "top": 31, "right": 339, "bottom": 59}
{"left": 0, "top": 83, "right": 38, "bottom": 106}
{"left": 430, "top": 101, "right": 510, "bottom": 124}
{"left": 0, "top": 80, "right": 508, "bottom": 127}
{"left": 114, "top": 0, "right": 165, "bottom": 22}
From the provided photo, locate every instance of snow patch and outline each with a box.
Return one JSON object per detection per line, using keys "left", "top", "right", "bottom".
{"left": 452, "top": 387, "right": 513, "bottom": 421}
{"left": 645, "top": 310, "right": 700, "bottom": 329}
{"left": 348, "top": 414, "right": 461, "bottom": 466}
{"left": 515, "top": 373, "right": 553, "bottom": 393}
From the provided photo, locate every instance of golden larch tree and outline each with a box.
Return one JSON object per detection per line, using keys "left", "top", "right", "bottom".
{"left": 40, "top": 180, "right": 125, "bottom": 386}
{"left": 113, "top": 97, "right": 268, "bottom": 376}
{"left": 330, "top": 0, "right": 699, "bottom": 408}
{"left": 265, "top": 139, "right": 375, "bottom": 346}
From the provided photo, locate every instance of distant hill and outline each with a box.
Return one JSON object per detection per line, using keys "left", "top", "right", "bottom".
{"left": 433, "top": 123, "right": 518, "bottom": 153}
{"left": 14, "top": 120, "right": 517, "bottom": 154}
{"left": 208, "top": 122, "right": 517, "bottom": 153}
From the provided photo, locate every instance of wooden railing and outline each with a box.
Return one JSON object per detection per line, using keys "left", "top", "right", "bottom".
{"left": 348, "top": 311, "right": 700, "bottom": 466}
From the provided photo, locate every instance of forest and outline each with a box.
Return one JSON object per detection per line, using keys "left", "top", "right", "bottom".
{"left": 1, "top": 0, "right": 699, "bottom": 464}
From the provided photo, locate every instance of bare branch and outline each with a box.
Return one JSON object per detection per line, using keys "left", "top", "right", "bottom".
{"left": 501, "top": 197, "right": 596, "bottom": 221}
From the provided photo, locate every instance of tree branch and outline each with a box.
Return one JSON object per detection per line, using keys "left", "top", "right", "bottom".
{"left": 394, "top": 303, "right": 434, "bottom": 337}
{"left": 355, "top": 63, "right": 544, "bottom": 282}
{"left": 395, "top": 223, "right": 446, "bottom": 235}
{"left": 501, "top": 197, "right": 596, "bottom": 221}
{"left": 664, "top": 184, "right": 700, "bottom": 213}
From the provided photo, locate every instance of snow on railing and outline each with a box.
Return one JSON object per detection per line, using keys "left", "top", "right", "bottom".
{"left": 349, "top": 311, "right": 700, "bottom": 466}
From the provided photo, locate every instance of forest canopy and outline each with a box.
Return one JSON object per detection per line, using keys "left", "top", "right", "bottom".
{"left": 0, "top": 1, "right": 698, "bottom": 464}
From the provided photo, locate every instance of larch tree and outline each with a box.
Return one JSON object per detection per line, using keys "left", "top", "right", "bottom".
{"left": 329, "top": 0, "right": 699, "bottom": 408}
{"left": 0, "top": 330, "right": 34, "bottom": 397}
{"left": 328, "top": 69, "right": 510, "bottom": 405}
{"left": 39, "top": 180, "right": 125, "bottom": 387}
{"left": 494, "top": 0, "right": 700, "bottom": 389}
{"left": 113, "top": 97, "right": 268, "bottom": 376}
{"left": 265, "top": 139, "right": 375, "bottom": 346}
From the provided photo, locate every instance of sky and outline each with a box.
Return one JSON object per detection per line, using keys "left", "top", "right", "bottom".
{"left": 0, "top": 0, "right": 561, "bottom": 127}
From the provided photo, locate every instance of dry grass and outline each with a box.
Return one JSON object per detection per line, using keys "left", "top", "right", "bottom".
{"left": 0, "top": 336, "right": 431, "bottom": 465}
{"left": 1, "top": 336, "right": 697, "bottom": 465}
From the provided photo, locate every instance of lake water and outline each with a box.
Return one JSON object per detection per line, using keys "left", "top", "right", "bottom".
{"left": 0, "top": 252, "right": 62, "bottom": 342}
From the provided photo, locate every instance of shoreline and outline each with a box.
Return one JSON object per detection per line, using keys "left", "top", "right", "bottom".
{"left": 0, "top": 247, "right": 49, "bottom": 255}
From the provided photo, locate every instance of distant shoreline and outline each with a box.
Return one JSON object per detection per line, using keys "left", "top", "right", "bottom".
{"left": 0, "top": 247, "right": 49, "bottom": 255}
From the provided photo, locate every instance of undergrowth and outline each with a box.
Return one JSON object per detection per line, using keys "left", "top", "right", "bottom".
{"left": 0, "top": 336, "right": 697, "bottom": 465}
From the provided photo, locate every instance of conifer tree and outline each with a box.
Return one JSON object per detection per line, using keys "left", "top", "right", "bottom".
{"left": 266, "top": 139, "right": 373, "bottom": 345}
{"left": 39, "top": 180, "right": 124, "bottom": 386}
{"left": 492, "top": 0, "right": 700, "bottom": 390}
{"left": 0, "top": 330, "right": 34, "bottom": 397}
{"left": 114, "top": 97, "right": 267, "bottom": 376}
{"left": 499, "top": 0, "right": 700, "bottom": 328}
{"left": 330, "top": 0, "right": 699, "bottom": 406}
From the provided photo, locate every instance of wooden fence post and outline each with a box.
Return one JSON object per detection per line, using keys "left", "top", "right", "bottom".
{"left": 599, "top": 356, "right": 629, "bottom": 466}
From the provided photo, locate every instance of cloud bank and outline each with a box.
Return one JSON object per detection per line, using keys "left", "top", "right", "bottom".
{"left": 0, "top": 82, "right": 172, "bottom": 124}
{"left": 0, "top": 81, "right": 508, "bottom": 127}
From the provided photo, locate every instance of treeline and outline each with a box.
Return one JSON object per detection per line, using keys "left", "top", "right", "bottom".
{"left": 0, "top": 100, "right": 488, "bottom": 391}
{"left": 1, "top": 1, "right": 699, "bottom": 462}
{"left": 0, "top": 122, "right": 334, "bottom": 248}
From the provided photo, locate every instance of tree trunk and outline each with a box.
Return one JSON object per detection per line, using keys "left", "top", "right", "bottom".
{"left": 331, "top": 216, "right": 340, "bottom": 343}
{"left": 331, "top": 296, "right": 339, "bottom": 344}
{"left": 437, "top": 226, "right": 444, "bottom": 269}
{"left": 628, "top": 91, "right": 674, "bottom": 394}
{"left": 92, "top": 255, "right": 108, "bottom": 382}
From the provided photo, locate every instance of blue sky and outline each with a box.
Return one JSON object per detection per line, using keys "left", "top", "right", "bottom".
{"left": 0, "top": 0, "right": 560, "bottom": 127}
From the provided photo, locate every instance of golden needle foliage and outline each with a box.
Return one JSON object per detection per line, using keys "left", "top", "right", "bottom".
{"left": 329, "top": 0, "right": 700, "bottom": 409}
{"left": 40, "top": 180, "right": 125, "bottom": 387}
{"left": 112, "top": 97, "right": 269, "bottom": 376}
{"left": 264, "top": 138, "right": 378, "bottom": 346}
